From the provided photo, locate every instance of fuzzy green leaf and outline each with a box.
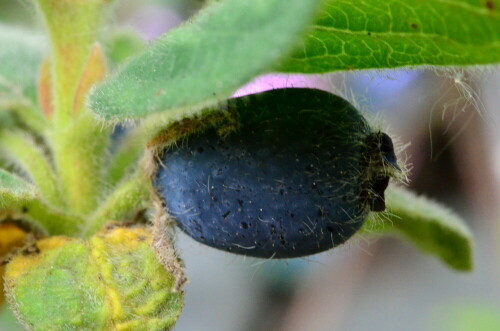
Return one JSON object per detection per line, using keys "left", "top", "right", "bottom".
{"left": 0, "top": 130, "right": 65, "bottom": 208}
{"left": 0, "top": 24, "right": 44, "bottom": 108}
{"left": 89, "top": 0, "right": 322, "bottom": 120}
{"left": 0, "top": 169, "right": 80, "bottom": 235}
{"left": 363, "top": 185, "right": 473, "bottom": 271}
{"left": 0, "top": 169, "right": 35, "bottom": 205}
{"left": 5, "top": 226, "right": 184, "bottom": 331}
{"left": 279, "top": 0, "right": 500, "bottom": 73}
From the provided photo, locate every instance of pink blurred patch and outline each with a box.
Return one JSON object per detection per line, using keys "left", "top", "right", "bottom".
{"left": 127, "top": 6, "right": 184, "bottom": 41}
{"left": 233, "top": 74, "right": 331, "bottom": 97}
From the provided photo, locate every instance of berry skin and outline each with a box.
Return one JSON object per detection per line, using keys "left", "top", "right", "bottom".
{"left": 153, "top": 88, "right": 399, "bottom": 258}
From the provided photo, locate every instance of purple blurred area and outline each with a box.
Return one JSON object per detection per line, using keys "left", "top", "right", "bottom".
{"left": 124, "top": 6, "right": 183, "bottom": 41}
{"left": 1, "top": 1, "right": 499, "bottom": 331}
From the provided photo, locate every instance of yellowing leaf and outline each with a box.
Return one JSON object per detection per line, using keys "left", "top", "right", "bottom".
{"left": 5, "top": 224, "right": 184, "bottom": 331}
{"left": 0, "top": 222, "right": 29, "bottom": 306}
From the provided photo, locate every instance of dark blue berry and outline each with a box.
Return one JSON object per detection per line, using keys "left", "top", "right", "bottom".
{"left": 153, "top": 88, "right": 399, "bottom": 258}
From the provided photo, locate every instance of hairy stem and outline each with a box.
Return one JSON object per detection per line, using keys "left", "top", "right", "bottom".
{"left": 32, "top": 0, "right": 113, "bottom": 217}
{"left": 50, "top": 115, "right": 110, "bottom": 216}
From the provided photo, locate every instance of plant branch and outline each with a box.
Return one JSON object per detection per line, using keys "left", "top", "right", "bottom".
{"left": 50, "top": 114, "right": 111, "bottom": 216}
{"left": 32, "top": 1, "right": 112, "bottom": 217}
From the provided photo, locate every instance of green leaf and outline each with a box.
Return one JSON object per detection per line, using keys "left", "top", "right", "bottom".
{"left": 5, "top": 225, "right": 184, "bottom": 330}
{"left": 0, "top": 24, "right": 44, "bottom": 107}
{"left": 278, "top": 0, "right": 500, "bottom": 73}
{"left": 0, "top": 169, "right": 35, "bottom": 204}
{"left": 363, "top": 185, "right": 473, "bottom": 271}
{"left": 0, "top": 169, "right": 80, "bottom": 236}
{"left": 0, "top": 130, "right": 65, "bottom": 208}
{"left": 89, "top": 0, "right": 323, "bottom": 120}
